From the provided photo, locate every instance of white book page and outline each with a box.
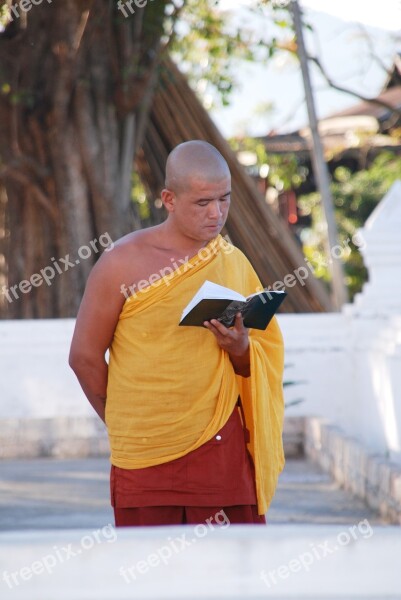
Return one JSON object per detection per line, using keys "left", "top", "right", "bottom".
{"left": 181, "top": 280, "right": 245, "bottom": 320}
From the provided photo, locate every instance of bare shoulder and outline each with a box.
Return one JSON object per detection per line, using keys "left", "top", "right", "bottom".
{"left": 71, "top": 226, "right": 162, "bottom": 353}
{"left": 91, "top": 227, "right": 156, "bottom": 275}
{"left": 71, "top": 229, "right": 154, "bottom": 355}
{"left": 101, "top": 226, "right": 160, "bottom": 260}
{"left": 81, "top": 226, "right": 164, "bottom": 306}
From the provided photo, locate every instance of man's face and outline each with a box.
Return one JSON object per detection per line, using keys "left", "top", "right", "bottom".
{"left": 171, "top": 176, "right": 231, "bottom": 243}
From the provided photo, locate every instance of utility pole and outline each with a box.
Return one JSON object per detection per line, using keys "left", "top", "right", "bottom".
{"left": 290, "top": 0, "right": 348, "bottom": 310}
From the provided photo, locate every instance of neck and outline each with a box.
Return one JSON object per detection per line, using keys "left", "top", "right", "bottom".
{"left": 158, "top": 220, "right": 213, "bottom": 254}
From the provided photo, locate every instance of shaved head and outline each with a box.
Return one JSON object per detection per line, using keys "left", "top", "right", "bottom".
{"left": 165, "top": 140, "right": 230, "bottom": 193}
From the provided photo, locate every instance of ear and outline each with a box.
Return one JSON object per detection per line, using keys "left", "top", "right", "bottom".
{"left": 161, "top": 188, "right": 176, "bottom": 213}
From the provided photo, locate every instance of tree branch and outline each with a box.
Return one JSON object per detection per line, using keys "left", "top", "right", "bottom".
{"left": 309, "top": 55, "right": 401, "bottom": 119}
{"left": 0, "top": 166, "right": 57, "bottom": 223}
{"left": 357, "top": 24, "right": 400, "bottom": 85}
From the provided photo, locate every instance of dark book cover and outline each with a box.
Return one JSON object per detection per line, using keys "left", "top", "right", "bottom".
{"left": 179, "top": 290, "right": 287, "bottom": 330}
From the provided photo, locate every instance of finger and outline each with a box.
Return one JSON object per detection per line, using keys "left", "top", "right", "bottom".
{"left": 203, "top": 320, "right": 224, "bottom": 338}
{"left": 209, "top": 319, "right": 231, "bottom": 336}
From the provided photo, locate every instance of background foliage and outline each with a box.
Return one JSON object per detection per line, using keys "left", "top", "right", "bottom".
{"left": 299, "top": 151, "right": 401, "bottom": 298}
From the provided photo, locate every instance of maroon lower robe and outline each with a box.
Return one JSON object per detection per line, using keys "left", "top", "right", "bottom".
{"left": 110, "top": 401, "right": 266, "bottom": 526}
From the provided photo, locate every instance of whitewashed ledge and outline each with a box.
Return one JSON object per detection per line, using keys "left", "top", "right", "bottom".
{"left": 0, "top": 416, "right": 303, "bottom": 460}
{"left": 305, "top": 418, "right": 401, "bottom": 525}
{"left": 0, "top": 525, "right": 400, "bottom": 600}
{"left": 0, "top": 417, "right": 109, "bottom": 459}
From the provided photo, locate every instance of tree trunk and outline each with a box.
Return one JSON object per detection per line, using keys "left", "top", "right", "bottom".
{"left": 0, "top": 0, "right": 167, "bottom": 318}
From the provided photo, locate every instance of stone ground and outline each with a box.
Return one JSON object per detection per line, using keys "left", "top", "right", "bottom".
{"left": 0, "top": 457, "right": 385, "bottom": 531}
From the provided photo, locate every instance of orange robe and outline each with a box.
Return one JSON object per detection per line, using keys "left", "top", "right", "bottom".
{"left": 106, "top": 235, "right": 285, "bottom": 515}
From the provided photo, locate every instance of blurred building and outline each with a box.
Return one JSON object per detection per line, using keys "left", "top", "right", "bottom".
{"left": 238, "top": 54, "right": 401, "bottom": 240}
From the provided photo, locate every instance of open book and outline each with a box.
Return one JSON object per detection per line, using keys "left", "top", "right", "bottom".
{"left": 179, "top": 280, "right": 287, "bottom": 330}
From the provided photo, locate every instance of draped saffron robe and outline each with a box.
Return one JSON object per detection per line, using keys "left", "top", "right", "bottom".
{"left": 106, "top": 235, "right": 285, "bottom": 515}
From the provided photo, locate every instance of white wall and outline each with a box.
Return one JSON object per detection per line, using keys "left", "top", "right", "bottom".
{"left": 282, "top": 181, "right": 401, "bottom": 462}
{"left": 0, "top": 319, "right": 92, "bottom": 419}
{"left": 1, "top": 309, "right": 399, "bottom": 461}
{"left": 280, "top": 312, "right": 401, "bottom": 462}
{"left": 0, "top": 313, "right": 352, "bottom": 424}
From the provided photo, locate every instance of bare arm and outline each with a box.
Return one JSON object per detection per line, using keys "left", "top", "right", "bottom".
{"left": 69, "top": 249, "right": 126, "bottom": 423}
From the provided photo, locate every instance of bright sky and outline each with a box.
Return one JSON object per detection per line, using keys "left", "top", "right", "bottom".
{"left": 300, "top": 0, "right": 401, "bottom": 32}
{"left": 211, "top": 0, "right": 401, "bottom": 136}
{"left": 218, "top": 0, "right": 401, "bottom": 31}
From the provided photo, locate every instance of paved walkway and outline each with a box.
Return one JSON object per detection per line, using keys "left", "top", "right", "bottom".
{"left": 268, "top": 459, "right": 385, "bottom": 525}
{"left": 0, "top": 457, "right": 385, "bottom": 530}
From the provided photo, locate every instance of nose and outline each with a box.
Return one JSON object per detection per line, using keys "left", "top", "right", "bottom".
{"left": 208, "top": 200, "right": 223, "bottom": 220}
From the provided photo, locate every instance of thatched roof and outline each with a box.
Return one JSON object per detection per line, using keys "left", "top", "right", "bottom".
{"left": 136, "top": 58, "right": 334, "bottom": 313}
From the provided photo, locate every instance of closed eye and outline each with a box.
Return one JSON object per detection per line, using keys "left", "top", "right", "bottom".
{"left": 196, "top": 194, "right": 231, "bottom": 207}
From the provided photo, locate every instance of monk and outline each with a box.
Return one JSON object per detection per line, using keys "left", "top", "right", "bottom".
{"left": 69, "top": 140, "right": 285, "bottom": 527}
